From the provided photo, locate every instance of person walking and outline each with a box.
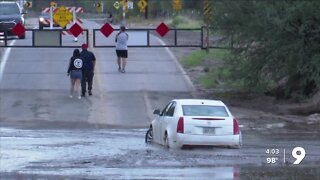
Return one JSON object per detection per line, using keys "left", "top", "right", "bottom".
{"left": 80, "top": 43, "right": 96, "bottom": 97}
{"left": 67, "top": 49, "right": 83, "bottom": 99}
{"left": 115, "top": 26, "right": 129, "bottom": 73}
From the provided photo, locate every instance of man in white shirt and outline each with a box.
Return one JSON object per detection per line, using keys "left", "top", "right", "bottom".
{"left": 115, "top": 26, "right": 129, "bottom": 73}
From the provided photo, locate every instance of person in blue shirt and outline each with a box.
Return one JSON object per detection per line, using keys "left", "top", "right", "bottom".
{"left": 80, "top": 43, "right": 96, "bottom": 97}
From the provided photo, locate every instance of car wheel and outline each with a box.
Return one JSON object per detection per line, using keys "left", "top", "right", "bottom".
{"left": 145, "top": 127, "right": 153, "bottom": 143}
{"left": 164, "top": 132, "right": 170, "bottom": 149}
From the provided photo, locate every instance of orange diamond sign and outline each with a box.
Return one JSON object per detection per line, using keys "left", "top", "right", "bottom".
{"left": 69, "top": 23, "right": 83, "bottom": 37}
{"left": 100, "top": 23, "right": 114, "bottom": 37}
{"left": 53, "top": 6, "right": 73, "bottom": 29}
{"left": 156, "top": 22, "right": 170, "bottom": 37}
{"left": 12, "top": 23, "right": 26, "bottom": 37}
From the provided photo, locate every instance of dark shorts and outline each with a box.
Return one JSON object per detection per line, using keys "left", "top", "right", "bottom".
{"left": 116, "top": 50, "right": 128, "bottom": 58}
{"left": 70, "top": 70, "right": 82, "bottom": 80}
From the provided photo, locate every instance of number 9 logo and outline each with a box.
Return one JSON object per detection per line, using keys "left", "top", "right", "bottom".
{"left": 292, "top": 147, "right": 306, "bottom": 164}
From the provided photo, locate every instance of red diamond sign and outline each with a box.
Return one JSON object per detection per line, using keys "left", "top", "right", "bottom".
{"left": 100, "top": 23, "right": 114, "bottom": 37}
{"left": 156, "top": 22, "right": 170, "bottom": 37}
{"left": 69, "top": 23, "right": 83, "bottom": 37}
{"left": 12, "top": 23, "right": 26, "bottom": 37}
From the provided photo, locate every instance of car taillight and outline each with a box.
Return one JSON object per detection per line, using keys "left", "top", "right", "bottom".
{"left": 233, "top": 118, "right": 240, "bottom": 135}
{"left": 177, "top": 117, "right": 184, "bottom": 133}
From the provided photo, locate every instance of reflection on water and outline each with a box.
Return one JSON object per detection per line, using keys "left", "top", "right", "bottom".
{"left": 3, "top": 167, "right": 239, "bottom": 180}
{"left": 1, "top": 128, "right": 319, "bottom": 179}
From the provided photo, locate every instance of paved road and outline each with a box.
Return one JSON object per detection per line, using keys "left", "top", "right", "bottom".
{"left": 0, "top": 20, "right": 195, "bottom": 128}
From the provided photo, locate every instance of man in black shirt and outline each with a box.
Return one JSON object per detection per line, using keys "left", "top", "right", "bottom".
{"left": 80, "top": 43, "right": 96, "bottom": 97}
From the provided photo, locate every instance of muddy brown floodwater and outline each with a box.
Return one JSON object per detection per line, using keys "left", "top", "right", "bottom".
{"left": 1, "top": 126, "right": 319, "bottom": 179}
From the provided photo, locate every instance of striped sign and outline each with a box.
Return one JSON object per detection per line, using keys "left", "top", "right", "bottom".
{"left": 203, "top": 0, "right": 212, "bottom": 23}
{"left": 42, "top": 7, "right": 84, "bottom": 13}
{"left": 41, "top": 7, "right": 84, "bottom": 27}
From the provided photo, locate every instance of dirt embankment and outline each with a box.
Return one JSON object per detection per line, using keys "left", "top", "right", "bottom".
{"left": 169, "top": 46, "right": 320, "bottom": 125}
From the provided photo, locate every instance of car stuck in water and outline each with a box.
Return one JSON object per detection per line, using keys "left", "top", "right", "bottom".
{"left": 146, "top": 99, "right": 242, "bottom": 149}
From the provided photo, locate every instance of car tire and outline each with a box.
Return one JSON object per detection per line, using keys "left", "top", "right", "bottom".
{"left": 164, "top": 132, "right": 170, "bottom": 149}
{"left": 145, "top": 127, "right": 153, "bottom": 143}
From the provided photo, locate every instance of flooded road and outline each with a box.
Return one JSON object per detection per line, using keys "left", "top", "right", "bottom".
{"left": 1, "top": 19, "right": 319, "bottom": 179}
{"left": 1, "top": 127, "right": 319, "bottom": 179}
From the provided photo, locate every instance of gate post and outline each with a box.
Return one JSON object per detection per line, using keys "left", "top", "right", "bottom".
{"left": 4, "top": 30, "right": 7, "bottom": 47}
{"left": 206, "top": 25, "right": 210, "bottom": 53}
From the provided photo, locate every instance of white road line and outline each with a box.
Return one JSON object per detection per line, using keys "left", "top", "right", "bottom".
{"left": 0, "top": 40, "right": 15, "bottom": 83}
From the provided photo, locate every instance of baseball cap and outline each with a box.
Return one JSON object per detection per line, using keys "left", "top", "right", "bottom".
{"left": 81, "top": 43, "right": 88, "bottom": 49}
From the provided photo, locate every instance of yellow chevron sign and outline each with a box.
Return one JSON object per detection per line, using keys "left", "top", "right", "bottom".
{"left": 203, "top": 0, "right": 212, "bottom": 22}
{"left": 24, "top": 1, "right": 32, "bottom": 8}
{"left": 138, "top": 0, "right": 147, "bottom": 12}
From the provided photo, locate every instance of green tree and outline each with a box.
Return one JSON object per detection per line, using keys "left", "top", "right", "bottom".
{"left": 211, "top": 0, "right": 320, "bottom": 100}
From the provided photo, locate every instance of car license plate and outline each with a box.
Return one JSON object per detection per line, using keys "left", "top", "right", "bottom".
{"left": 203, "top": 127, "right": 215, "bottom": 135}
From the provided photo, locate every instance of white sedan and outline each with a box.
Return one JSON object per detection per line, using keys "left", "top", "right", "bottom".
{"left": 145, "top": 99, "right": 242, "bottom": 149}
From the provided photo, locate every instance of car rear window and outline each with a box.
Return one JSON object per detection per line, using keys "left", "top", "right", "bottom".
{"left": 0, "top": 3, "right": 20, "bottom": 15}
{"left": 182, "top": 105, "right": 229, "bottom": 117}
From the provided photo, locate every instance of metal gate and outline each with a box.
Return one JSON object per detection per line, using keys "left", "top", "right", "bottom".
{"left": 0, "top": 27, "right": 231, "bottom": 49}
{"left": 93, "top": 26, "right": 232, "bottom": 49}
{"left": 0, "top": 29, "right": 89, "bottom": 48}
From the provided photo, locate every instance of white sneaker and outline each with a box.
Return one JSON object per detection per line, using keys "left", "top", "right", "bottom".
{"left": 78, "top": 96, "right": 81, "bottom": 99}
{"left": 69, "top": 95, "right": 73, "bottom": 98}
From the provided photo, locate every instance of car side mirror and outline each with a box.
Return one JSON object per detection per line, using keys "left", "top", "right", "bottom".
{"left": 153, "top": 109, "right": 161, "bottom": 115}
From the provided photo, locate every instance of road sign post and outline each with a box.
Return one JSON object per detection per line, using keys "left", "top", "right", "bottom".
{"left": 206, "top": 25, "right": 209, "bottom": 53}
{"left": 123, "top": 4, "right": 126, "bottom": 25}
{"left": 50, "top": 6, "right": 53, "bottom": 29}
{"left": 73, "top": 7, "right": 78, "bottom": 42}
{"left": 203, "top": 0, "right": 212, "bottom": 53}
{"left": 138, "top": 0, "right": 148, "bottom": 18}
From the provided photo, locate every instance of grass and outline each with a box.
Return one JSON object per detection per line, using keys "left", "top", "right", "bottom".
{"left": 169, "top": 15, "right": 203, "bottom": 29}
{"left": 181, "top": 51, "right": 207, "bottom": 68}
{"left": 181, "top": 48, "right": 233, "bottom": 89}
{"left": 198, "top": 73, "right": 216, "bottom": 88}
{"left": 181, "top": 49, "right": 230, "bottom": 68}
{"left": 210, "top": 49, "right": 230, "bottom": 60}
{"left": 176, "top": 19, "right": 203, "bottom": 29}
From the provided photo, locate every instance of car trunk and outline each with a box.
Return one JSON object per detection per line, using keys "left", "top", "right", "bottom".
{"left": 183, "top": 116, "right": 234, "bottom": 136}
